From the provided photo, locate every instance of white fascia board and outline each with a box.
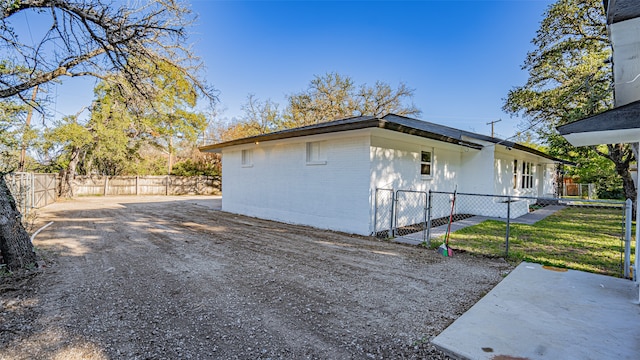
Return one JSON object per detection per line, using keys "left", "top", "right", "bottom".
{"left": 562, "top": 128, "right": 640, "bottom": 147}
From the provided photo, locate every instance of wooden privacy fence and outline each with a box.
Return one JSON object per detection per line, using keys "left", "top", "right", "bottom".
{"left": 72, "top": 175, "right": 221, "bottom": 196}
{"left": 4, "top": 173, "right": 220, "bottom": 215}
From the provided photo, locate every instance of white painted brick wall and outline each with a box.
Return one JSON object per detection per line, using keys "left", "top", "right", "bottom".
{"left": 222, "top": 132, "right": 372, "bottom": 235}
{"left": 369, "top": 132, "right": 469, "bottom": 233}
{"left": 221, "top": 128, "right": 560, "bottom": 236}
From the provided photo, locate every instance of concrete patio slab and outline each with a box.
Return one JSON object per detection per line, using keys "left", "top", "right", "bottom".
{"left": 432, "top": 262, "right": 640, "bottom": 360}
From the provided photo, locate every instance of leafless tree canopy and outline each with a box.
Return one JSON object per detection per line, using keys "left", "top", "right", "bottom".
{"left": 0, "top": 0, "right": 214, "bottom": 103}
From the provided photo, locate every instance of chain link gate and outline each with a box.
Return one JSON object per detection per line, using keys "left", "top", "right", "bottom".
{"left": 374, "top": 188, "right": 394, "bottom": 238}
{"left": 394, "top": 190, "right": 428, "bottom": 242}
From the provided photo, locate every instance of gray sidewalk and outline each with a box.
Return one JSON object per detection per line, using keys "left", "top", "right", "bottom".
{"left": 510, "top": 204, "right": 565, "bottom": 225}
{"left": 432, "top": 262, "right": 640, "bottom": 359}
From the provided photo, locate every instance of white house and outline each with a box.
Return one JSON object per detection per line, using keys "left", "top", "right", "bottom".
{"left": 200, "top": 114, "right": 564, "bottom": 236}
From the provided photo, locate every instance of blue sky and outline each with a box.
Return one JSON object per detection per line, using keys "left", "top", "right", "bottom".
{"left": 34, "top": 0, "right": 555, "bottom": 141}
{"left": 187, "top": 0, "right": 554, "bottom": 139}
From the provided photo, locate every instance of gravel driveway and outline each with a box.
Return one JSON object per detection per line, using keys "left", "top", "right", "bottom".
{"left": 1, "top": 196, "right": 512, "bottom": 359}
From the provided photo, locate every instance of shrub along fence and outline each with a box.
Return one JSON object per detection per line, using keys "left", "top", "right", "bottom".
{"left": 375, "top": 189, "right": 633, "bottom": 278}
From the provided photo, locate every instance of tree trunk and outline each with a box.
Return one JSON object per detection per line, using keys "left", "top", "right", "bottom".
{"left": 0, "top": 175, "right": 37, "bottom": 270}
{"left": 604, "top": 144, "right": 637, "bottom": 215}
{"left": 60, "top": 146, "right": 80, "bottom": 198}
{"left": 608, "top": 145, "right": 636, "bottom": 199}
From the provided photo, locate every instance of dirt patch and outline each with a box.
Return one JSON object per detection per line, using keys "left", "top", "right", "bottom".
{"left": 1, "top": 196, "right": 512, "bottom": 359}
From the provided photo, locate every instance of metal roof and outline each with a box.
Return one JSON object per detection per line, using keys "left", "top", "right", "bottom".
{"left": 381, "top": 114, "right": 565, "bottom": 162}
{"left": 199, "top": 114, "right": 565, "bottom": 163}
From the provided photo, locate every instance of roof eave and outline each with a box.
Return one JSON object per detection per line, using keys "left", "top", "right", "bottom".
{"left": 557, "top": 100, "right": 640, "bottom": 147}
{"left": 509, "top": 143, "right": 572, "bottom": 165}
{"left": 199, "top": 118, "right": 485, "bottom": 153}
{"left": 199, "top": 114, "right": 565, "bottom": 164}
{"left": 199, "top": 117, "right": 381, "bottom": 153}
{"left": 378, "top": 120, "right": 483, "bottom": 150}
{"left": 605, "top": 0, "right": 640, "bottom": 24}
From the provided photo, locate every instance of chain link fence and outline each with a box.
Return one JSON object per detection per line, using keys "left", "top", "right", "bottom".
{"left": 376, "top": 188, "right": 632, "bottom": 278}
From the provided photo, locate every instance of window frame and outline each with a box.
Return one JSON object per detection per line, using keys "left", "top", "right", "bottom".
{"left": 513, "top": 160, "right": 518, "bottom": 189}
{"left": 241, "top": 149, "right": 253, "bottom": 168}
{"left": 521, "top": 161, "right": 534, "bottom": 189}
{"left": 305, "top": 141, "right": 327, "bottom": 165}
{"left": 420, "top": 149, "right": 433, "bottom": 178}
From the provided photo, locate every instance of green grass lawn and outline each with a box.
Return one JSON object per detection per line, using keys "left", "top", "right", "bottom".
{"left": 443, "top": 206, "right": 632, "bottom": 277}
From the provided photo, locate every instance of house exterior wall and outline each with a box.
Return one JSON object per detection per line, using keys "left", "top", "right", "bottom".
{"left": 458, "top": 138, "right": 495, "bottom": 194}
{"left": 369, "top": 129, "right": 467, "bottom": 193}
{"left": 455, "top": 148, "right": 556, "bottom": 219}
{"left": 369, "top": 130, "right": 473, "bottom": 231}
{"left": 221, "top": 130, "right": 372, "bottom": 235}
{"left": 493, "top": 150, "right": 555, "bottom": 198}
{"left": 541, "top": 164, "right": 556, "bottom": 197}
{"left": 611, "top": 17, "right": 640, "bottom": 107}
{"left": 219, "top": 127, "right": 559, "bottom": 236}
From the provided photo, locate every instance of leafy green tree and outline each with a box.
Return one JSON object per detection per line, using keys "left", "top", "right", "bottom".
{"left": 138, "top": 60, "right": 207, "bottom": 174}
{"left": 0, "top": 99, "right": 38, "bottom": 270}
{"left": 240, "top": 94, "right": 281, "bottom": 135}
{"left": 0, "top": 99, "right": 28, "bottom": 173}
{"left": 503, "top": 0, "right": 635, "bottom": 200}
{"left": 283, "top": 72, "right": 420, "bottom": 128}
{"left": 216, "top": 95, "right": 281, "bottom": 141}
{"left": 357, "top": 81, "right": 420, "bottom": 119}
{"left": 45, "top": 61, "right": 207, "bottom": 182}
{"left": 569, "top": 147, "right": 624, "bottom": 199}
{"left": 43, "top": 113, "right": 93, "bottom": 196}
{"left": 1, "top": 0, "right": 215, "bottom": 270}
{"left": 216, "top": 73, "right": 422, "bottom": 141}
{"left": 284, "top": 73, "right": 357, "bottom": 127}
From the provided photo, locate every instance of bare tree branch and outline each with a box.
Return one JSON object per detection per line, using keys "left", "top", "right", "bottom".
{"left": 1, "top": 0, "right": 215, "bottom": 106}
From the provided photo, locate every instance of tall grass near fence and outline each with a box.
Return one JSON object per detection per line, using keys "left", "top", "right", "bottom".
{"left": 446, "top": 206, "right": 630, "bottom": 277}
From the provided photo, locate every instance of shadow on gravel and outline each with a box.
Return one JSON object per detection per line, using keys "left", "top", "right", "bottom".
{"left": 1, "top": 196, "right": 512, "bottom": 359}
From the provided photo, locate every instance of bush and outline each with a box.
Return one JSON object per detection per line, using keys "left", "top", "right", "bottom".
{"left": 171, "top": 158, "right": 220, "bottom": 177}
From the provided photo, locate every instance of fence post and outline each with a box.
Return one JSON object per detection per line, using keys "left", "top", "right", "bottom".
{"left": 625, "top": 198, "right": 632, "bottom": 279}
{"left": 373, "top": 189, "right": 379, "bottom": 237}
{"left": 165, "top": 175, "right": 169, "bottom": 196}
{"left": 505, "top": 196, "right": 511, "bottom": 257}
{"left": 135, "top": 176, "right": 139, "bottom": 196}
{"left": 30, "top": 173, "right": 34, "bottom": 213}
{"left": 422, "top": 192, "right": 427, "bottom": 244}
{"left": 390, "top": 191, "right": 396, "bottom": 237}
{"left": 426, "top": 190, "right": 432, "bottom": 246}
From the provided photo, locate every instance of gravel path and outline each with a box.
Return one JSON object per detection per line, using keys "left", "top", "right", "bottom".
{"left": 1, "top": 196, "right": 512, "bottom": 359}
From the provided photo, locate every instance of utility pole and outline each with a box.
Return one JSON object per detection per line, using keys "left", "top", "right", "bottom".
{"left": 487, "top": 119, "right": 501, "bottom": 138}
{"left": 19, "top": 85, "right": 39, "bottom": 172}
